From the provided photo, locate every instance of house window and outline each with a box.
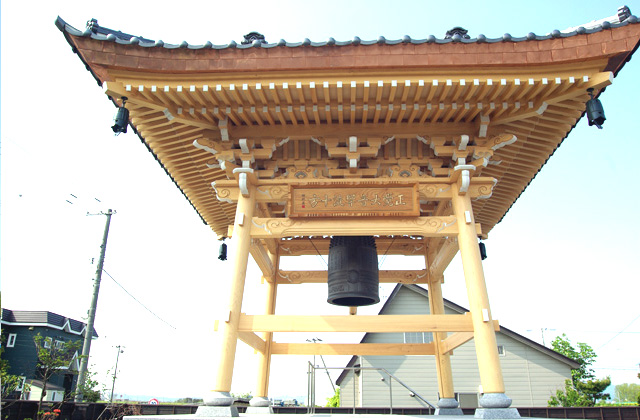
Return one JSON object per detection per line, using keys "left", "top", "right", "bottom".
{"left": 55, "top": 340, "right": 65, "bottom": 350}
{"left": 16, "top": 376, "right": 26, "bottom": 391}
{"left": 404, "top": 332, "right": 433, "bottom": 343}
{"left": 44, "top": 337, "right": 53, "bottom": 349}
{"left": 497, "top": 345, "right": 506, "bottom": 356}
{"left": 7, "top": 333, "right": 17, "bottom": 347}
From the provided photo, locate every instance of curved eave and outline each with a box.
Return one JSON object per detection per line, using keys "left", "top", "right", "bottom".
{"left": 56, "top": 17, "right": 640, "bottom": 238}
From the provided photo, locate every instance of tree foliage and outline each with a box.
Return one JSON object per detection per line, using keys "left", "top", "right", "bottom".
{"left": 75, "top": 368, "right": 102, "bottom": 402}
{"left": 33, "top": 334, "right": 82, "bottom": 415}
{"left": 614, "top": 383, "right": 640, "bottom": 403}
{"left": 547, "top": 334, "right": 610, "bottom": 407}
{"left": 326, "top": 388, "right": 340, "bottom": 407}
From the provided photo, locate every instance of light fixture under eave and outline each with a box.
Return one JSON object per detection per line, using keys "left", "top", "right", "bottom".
{"left": 218, "top": 238, "right": 227, "bottom": 261}
{"left": 586, "top": 88, "right": 606, "bottom": 129}
{"left": 479, "top": 241, "right": 487, "bottom": 260}
{"left": 111, "top": 97, "right": 129, "bottom": 135}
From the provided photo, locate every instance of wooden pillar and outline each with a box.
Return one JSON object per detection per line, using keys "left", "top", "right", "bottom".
{"left": 450, "top": 182, "right": 505, "bottom": 395}
{"left": 255, "top": 276, "right": 277, "bottom": 398}
{"left": 213, "top": 182, "right": 257, "bottom": 393}
{"left": 427, "top": 275, "right": 456, "bottom": 400}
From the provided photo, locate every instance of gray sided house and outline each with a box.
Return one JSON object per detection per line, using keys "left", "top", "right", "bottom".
{"left": 335, "top": 285, "right": 578, "bottom": 408}
{"left": 1, "top": 309, "right": 98, "bottom": 401}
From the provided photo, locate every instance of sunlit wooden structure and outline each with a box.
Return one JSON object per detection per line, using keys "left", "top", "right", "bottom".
{"left": 58, "top": 8, "right": 640, "bottom": 417}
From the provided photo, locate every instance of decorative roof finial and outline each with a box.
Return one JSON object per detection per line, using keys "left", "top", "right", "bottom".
{"left": 242, "top": 32, "right": 267, "bottom": 45}
{"left": 618, "top": 5, "right": 631, "bottom": 22}
{"left": 86, "top": 18, "right": 99, "bottom": 33}
{"left": 445, "top": 27, "right": 470, "bottom": 39}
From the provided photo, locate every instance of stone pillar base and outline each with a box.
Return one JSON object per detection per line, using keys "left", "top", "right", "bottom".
{"left": 203, "top": 391, "right": 234, "bottom": 406}
{"left": 474, "top": 393, "right": 520, "bottom": 419}
{"left": 434, "top": 398, "right": 464, "bottom": 416}
{"left": 246, "top": 396, "right": 273, "bottom": 414}
{"left": 194, "top": 406, "right": 238, "bottom": 418}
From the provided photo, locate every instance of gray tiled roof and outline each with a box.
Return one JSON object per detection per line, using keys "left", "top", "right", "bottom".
{"left": 55, "top": 6, "right": 637, "bottom": 51}
{"left": 1, "top": 308, "right": 98, "bottom": 338}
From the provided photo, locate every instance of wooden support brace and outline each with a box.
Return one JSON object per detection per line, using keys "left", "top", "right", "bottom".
{"left": 237, "top": 331, "right": 267, "bottom": 354}
{"left": 238, "top": 313, "right": 476, "bottom": 333}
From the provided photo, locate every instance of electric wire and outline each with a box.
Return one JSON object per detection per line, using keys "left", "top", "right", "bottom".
{"left": 307, "top": 237, "right": 328, "bottom": 267}
{"left": 378, "top": 236, "right": 396, "bottom": 268}
{"left": 598, "top": 312, "right": 640, "bottom": 349}
{"left": 102, "top": 269, "right": 176, "bottom": 330}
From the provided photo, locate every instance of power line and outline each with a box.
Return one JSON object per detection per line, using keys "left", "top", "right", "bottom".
{"left": 598, "top": 312, "right": 640, "bottom": 350}
{"left": 102, "top": 269, "right": 176, "bottom": 330}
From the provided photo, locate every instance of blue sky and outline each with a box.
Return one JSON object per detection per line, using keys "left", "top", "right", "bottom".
{"left": 2, "top": 0, "right": 639, "bottom": 402}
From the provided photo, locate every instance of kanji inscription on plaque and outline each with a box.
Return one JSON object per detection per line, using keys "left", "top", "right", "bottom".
{"left": 289, "top": 184, "right": 419, "bottom": 217}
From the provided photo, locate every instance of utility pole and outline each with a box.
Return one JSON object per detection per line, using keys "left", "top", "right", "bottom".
{"left": 75, "top": 209, "right": 114, "bottom": 401}
{"left": 110, "top": 345, "right": 124, "bottom": 403}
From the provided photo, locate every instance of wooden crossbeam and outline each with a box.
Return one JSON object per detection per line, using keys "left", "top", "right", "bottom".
{"left": 238, "top": 314, "right": 476, "bottom": 333}
{"left": 276, "top": 269, "right": 428, "bottom": 284}
{"left": 213, "top": 177, "right": 498, "bottom": 204}
{"left": 278, "top": 237, "right": 427, "bottom": 256}
{"left": 228, "top": 122, "right": 476, "bottom": 140}
{"left": 241, "top": 216, "right": 479, "bottom": 239}
{"left": 271, "top": 342, "right": 436, "bottom": 356}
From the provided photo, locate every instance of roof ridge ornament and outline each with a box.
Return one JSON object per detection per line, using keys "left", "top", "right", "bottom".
{"left": 445, "top": 27, "right": 470, "bottom": 40}
{"left": 242, "top": 32, "right": 267, "bottom": 45}
{"left": 86, "top": 18, "right": 99, "bottom": 33}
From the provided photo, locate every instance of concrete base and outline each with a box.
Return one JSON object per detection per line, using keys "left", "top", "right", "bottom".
{"left": 474, "top": 408, "right": 521, "bottom": 419}
{"left": 195, "top": 406, "right": 238, "bottom": 418}
{"left": 244, "top": 407, "right": 274, "bottom": 415}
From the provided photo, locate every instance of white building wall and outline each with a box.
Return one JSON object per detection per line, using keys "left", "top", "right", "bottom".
{"left": 339, "top": 286, "right": 573, "bottom": 408}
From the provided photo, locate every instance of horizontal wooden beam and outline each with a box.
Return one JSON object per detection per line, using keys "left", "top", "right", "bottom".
{"left": 238, "top": 314, "right": 476, "bottom": 333}
{"left": 278, "top": 237, "right": 428, "bottom": 256}
{"left": 237, "top": 331, "right": 266, "bottom": 353}
{"left": 228, "top": 122, "right": 476, "bottom": 141}
{"left": 213, "top": 177, "right": 498, "bottom": 204}
{"left": 271, "top": 342, "right": 435, "bottom": 356}
{"left": 276, "top": 269, "right": 428, "bottom": 284}
{"left": 240, "top": 216, "right": 481, "bottom": 239}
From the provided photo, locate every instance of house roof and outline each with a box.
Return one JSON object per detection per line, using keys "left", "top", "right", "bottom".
{"left": 28, "top": 379, "right": 65, "bottom": 392}
{"left": 1, "top": 309, "right": 98, "bottom": 338}
{"left": 335, "top": 283, "right": 579, "bottom": 386}
{"left": 55, "top": 6, "right": 635, "bottom": 51}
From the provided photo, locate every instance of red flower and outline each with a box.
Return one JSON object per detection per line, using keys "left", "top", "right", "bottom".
{"left": 54, "top": 409, "right": 61, "bottom": 414}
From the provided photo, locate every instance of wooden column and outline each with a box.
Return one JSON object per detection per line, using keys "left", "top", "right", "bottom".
{"left": 450, "top": 182, "right": 505, "bottom": 394}
{"left": 213, "top": 183, "right": 257, "bottom": 393}
{"left": 427, "top": 275, "right": 456, "bottom": 399}
{"left": 255, "top": 273, "right": 277, "bottom": 398}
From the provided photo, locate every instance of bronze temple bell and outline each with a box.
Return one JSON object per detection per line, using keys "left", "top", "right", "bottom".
{"left": 327, "top": 236, "right": 380, "bottom": 306}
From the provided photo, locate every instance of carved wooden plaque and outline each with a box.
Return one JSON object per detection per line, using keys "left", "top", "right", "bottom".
{"left": 289, "top": 184, "right": 419, "bottom": 217}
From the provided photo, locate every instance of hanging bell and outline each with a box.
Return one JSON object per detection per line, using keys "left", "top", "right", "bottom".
{"left": 327, "top": 236, "right": 380, "bottom": 307}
